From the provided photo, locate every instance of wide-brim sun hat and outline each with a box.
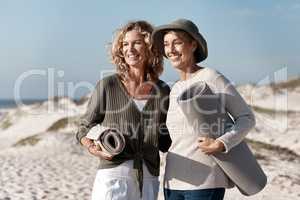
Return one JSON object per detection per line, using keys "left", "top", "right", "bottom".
{"left": 152, "top": 18, "right": 208, "bottom": 63}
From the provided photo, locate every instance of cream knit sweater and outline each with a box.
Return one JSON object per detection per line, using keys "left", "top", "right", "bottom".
{"left": 165, "top": 67, "right": 255, "bottom": 190}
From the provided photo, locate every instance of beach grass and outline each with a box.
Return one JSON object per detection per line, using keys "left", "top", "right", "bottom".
{"left": 0, "top": 118, "right": 12, "bottom": 129}
{"left": 14, "top": 134, "right": 41, "bottom": 147}
{"left": 46, "top": 116, "right": 79, "bottom": 132}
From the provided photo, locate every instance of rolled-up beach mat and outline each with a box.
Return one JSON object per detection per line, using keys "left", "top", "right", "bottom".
{"left": 86, "top": 125, "right": 125, "bottom": 156}
{"left": 177, "top": 81, "right": 233, "bottom": 138}
{"left": 177, "top": 81, "right": 267, "bottom": 196}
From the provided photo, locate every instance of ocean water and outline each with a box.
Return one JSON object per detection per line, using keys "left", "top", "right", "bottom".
{"left": 0, "top": 99, "right": 46, "bottom": 109}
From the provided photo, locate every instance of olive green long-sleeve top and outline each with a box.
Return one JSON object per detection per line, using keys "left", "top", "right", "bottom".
{"left": 75, "top": 74, "right": 172, "bottom": 195}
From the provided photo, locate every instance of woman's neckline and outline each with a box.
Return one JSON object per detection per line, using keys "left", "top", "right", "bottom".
{"left": 114, "top": 74, "right": 158, "bottom": 113}
{"left": 115, "top": 74, "right": 157, "bottom": 100}
{"left": 177, "top": 67, "right": 207, "bottom": 83}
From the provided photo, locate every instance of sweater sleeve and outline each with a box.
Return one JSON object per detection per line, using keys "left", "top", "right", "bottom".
{"left": 158, "top": 82, "right": 172, "bottom": 153}
{"left": 75, "top": 80, "right": 106, "bottom": 145}
{"left": 212, "top": 71, "right": 256, "bottom": 153}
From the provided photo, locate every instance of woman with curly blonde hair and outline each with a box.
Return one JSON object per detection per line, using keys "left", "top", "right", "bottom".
{"left": 111, "top": 20, "right": 163, "bottom": 83}
{"left": 76, "top": 20, "right": 172, "bottom": 200}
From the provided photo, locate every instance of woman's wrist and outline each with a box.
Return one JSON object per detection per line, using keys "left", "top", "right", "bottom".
{"left": 214, "top": 139, "right": 225, "bottom": 152}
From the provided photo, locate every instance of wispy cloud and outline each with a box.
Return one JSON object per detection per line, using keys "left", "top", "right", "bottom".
{"left": 273, "top": 2, "right": 300, "bottom": 21}
{"left": 274, "top": 2, "right": 300, "bottom": 12}
{"left": 233, "top": 8, "right": 263, "bottom": 17}
{"left": 291, "top": 2, "right": 300, "bottom": 10}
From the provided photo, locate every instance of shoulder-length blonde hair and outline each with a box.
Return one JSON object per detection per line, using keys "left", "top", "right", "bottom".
{"left": 111, "top": 20, "right": 163, "bottom": 82}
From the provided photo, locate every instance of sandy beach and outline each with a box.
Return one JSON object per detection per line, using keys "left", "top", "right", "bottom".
{"left": 1, "top": 78, "right": 300, "bottom": 200}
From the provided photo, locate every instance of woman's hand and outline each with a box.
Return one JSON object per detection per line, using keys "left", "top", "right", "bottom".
{"left": 197, "top": 137, "right": 225, "bottom": 155}
{"left": 80, "top": 137, "right": 114, "bottom": 160}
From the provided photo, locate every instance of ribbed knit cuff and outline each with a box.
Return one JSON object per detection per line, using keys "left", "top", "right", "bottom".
{"left": 215, "top": 138, "right": 230, "bottom": 153}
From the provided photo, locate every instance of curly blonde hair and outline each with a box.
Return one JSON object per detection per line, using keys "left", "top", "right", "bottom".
{"left": 111, "top": 20, "right": 163, "bottom": 82}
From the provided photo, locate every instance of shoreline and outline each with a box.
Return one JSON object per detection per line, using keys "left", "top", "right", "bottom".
{"left": 0, "top": 99, "right": 48, "bottom": 109}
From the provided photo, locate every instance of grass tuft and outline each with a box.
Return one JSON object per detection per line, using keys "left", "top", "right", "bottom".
{"left": 14, "top": 135, "right": 41, "bottom": 147}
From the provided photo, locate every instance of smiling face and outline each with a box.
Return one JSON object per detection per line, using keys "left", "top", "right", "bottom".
{"left": 122, "top": 29, "right": 147, "bottom": 69}
{"left": 163, "top": 31, "right": 197, "bottom": 71}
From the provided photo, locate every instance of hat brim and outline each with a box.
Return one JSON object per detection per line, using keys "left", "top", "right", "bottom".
{"left": 152, "top": 24, "right": 207, "bottom": 63}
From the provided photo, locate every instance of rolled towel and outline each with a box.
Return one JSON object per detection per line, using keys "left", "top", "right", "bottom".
{"left": 177, "top": 81, "right": 267, "bottom": 196}
{"left": 86, "top": 124, "right": 125, "bottom": 156}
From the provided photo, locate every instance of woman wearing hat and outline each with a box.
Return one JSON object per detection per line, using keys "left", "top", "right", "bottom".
{"left": 152, "top": 19, "right": 256, "bottom": 200}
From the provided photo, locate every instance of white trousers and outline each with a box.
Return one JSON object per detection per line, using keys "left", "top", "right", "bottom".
{"left": 91, "top": 160, "right": 159, "bottom": 200}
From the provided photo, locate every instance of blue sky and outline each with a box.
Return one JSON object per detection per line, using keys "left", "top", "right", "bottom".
{"left": 1, "top": 0, "right": 300, "bottom": 99}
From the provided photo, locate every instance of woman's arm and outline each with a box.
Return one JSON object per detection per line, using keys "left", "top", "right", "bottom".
{"left": 214, "top": 72, "right": 256, "bottom": 153}
{"left": 75, "top": 80, "right": 106, "bottom": 145}
{"left": 75, "top": 80, "right": 114, "bottom": 160}
{"left": 158, "top": 83, "right": 172, "bottom": 153}
{"left": 197, "top": 70, "right": 255, "bottom": 154}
